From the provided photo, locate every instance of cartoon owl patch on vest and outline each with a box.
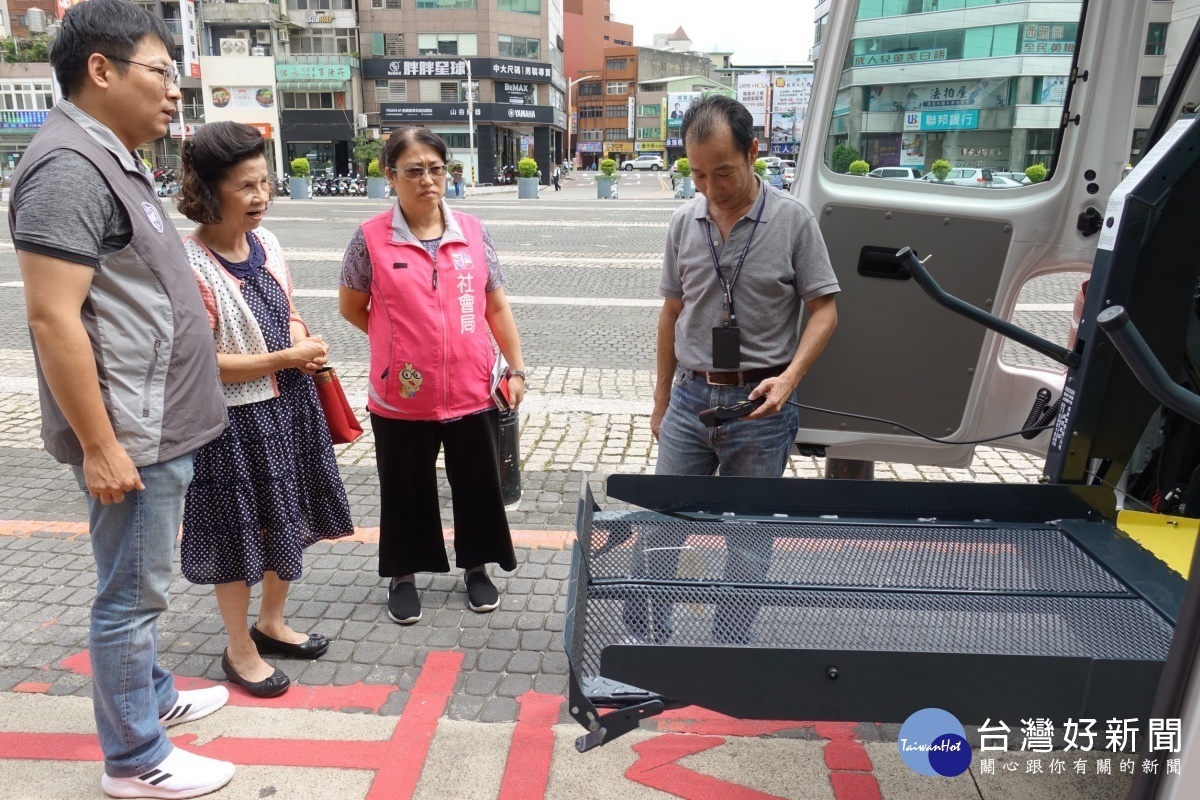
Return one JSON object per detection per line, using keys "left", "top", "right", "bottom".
{"left": 398, "top": 363, "right": 423, "bottom": 398}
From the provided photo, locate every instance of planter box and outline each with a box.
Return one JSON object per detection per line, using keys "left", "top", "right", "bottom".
{"left": 367, "top": 177, "right": 388, "bottom": 199}
{"left": 517, "top": 177, "right": 539, "bottom": 199}
{"left": 679, "top": 177, "right": 696, "bottom": 198}
{"left": 597, "top": 177, "right": 617, "bottom": 199}
{"left": 289, "top": 177, "right": 310, "bottom": 200}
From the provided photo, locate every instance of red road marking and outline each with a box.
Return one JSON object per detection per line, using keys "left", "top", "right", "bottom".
{"left": 628, "top": 734, "right": 789, "bottom": 800}
{"left": 0, "top": 732, "right": 102, "bottom": 761}
{"left": 498, "top": 691, "right": 564, "bottom": 800}
{"left": 364, "top": 649, "right": 462, "bottom": 800}
{"left": 814, "top": 722, "right": 882, "bottom": 800}
{"left": 59, "top": 651, "right": 395, "bottom": 713}
{"left": 12, "top": 683, "right": 50, "bottom": 694}
{"left": 177, "top": 732, "right": 386, "bottom": 770}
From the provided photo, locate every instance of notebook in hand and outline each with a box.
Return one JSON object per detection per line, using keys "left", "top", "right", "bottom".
{"left": 491, "top": 353, "right": 512, "bottom": 411}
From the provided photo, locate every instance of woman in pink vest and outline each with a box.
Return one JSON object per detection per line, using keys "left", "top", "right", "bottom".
{"left": 340, "top": 128, "right": 526, "bottom": 624}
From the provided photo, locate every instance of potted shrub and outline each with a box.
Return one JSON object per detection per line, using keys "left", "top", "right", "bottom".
{"left": 930, "top": 159, "right": 952, "bottom": 182}
{"left": 848, "top": 160, "right": 870, "bottom": 176}
{"left": 597, "top": 157, "right": 618, "bottom": 199}
{"left": 753, "top": 159, "right": 768, "bottom": 177}
{"left": 675, "top": 157, "right": 695, "bottom": 199}
{"left": 366, "top": 158, "right": 388, "bottom": 199}
{"left": 517, "top": 157, "right": 539, "bottom": 199}
{"left": 1025, "top": 163, "right": 1048, "bottom": 183}
{"left": 289, "top": 157, "right": 311, "bottom": 200}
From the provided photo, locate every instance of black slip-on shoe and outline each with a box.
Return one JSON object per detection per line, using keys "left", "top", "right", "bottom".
{"left": 387, "top": 581, "right": 422, "bottom": 625}
{"left": 465, "top": 571, "right": 500, "bottom": 613}
{"left": 249, "top": 625, "right": 330, "bottom": 659}
{"left": 221, "top": 650, "right": 290, "bottom": 699}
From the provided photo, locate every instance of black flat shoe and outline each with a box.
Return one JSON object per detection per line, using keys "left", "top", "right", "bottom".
{"left": 249, "top": 625, "right": 330, "bottom": 659}
{"left": 221, "top": 650, "right": 290, "bottom": 698}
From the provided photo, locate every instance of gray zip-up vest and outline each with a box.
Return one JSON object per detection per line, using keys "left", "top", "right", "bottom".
{"left": 11, "top": 107, "right": 227, "bottom": 467}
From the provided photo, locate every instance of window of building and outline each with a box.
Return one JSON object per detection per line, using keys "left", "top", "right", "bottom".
{"left": 636, "top": 127, "right": 661, "bottom": 139}
{"left": 606, "top": 81, "right": 627, "bottom": 95}
{"left": 416, "top": 0, "right": 476, "bottom": 8}
{"left": 281, "top": 91, "right": 346, "bottom": 110}
{"left": 1132, "top": 128, "right": 1148, "bottom": 153}
{"left": 604, "top": 128, "right": 628, "bottom": 140}
{"left": 498, "top": 34, "right": 540, "bottom": 60}
{"left": 497, "top": 0, "right": 539, "bottom": 14}
{"left": 0, "top": 81, "right": 54, "bottom": 111}
{"left": 1146, "top": 23, "right": 1168, "bottom": 56}
{"left": 1139, "top": 76, "right": 1161, "bottom": 105}
{"left": 578, "top": 81, "right": 601, "bottom": 96}
{"left": 613, "top": 39, "right": 632, "bottom": 46}
{"left": 606, "top": 58, "right": 627, "bottom": 71}
{"left": 844, "top": 21, "right": 1077, "bottom": 69}
{"left": 288, "top": 0, "right": 354, "bottom": 9}
{"left": 636, "top": 104, "right": 660, "bottom": 116}
{"left": 814, "top": 14, "right": 827, "bottom": 47}
{"left": 371, "top": 0, "right": 403, "bottom": 7}
{"left": 577, "top": 106, "right": 603, "bottom": 119}
{"left": 857, "top": 0, "right": 1024, "bottom": 20}
{"left": 374, "top": 79, "right": 407, "bottom": 102}
{"left": 438, "top": 133, "right": 470, "bottom": 148}
{"left": 384, "top": 33, "right": 405, "bottom": 56}
{"left": 605, "top": 104, "right": 628, "bottom": 117}
{"left": 294, "top": 28, "right": 359, "bottom": 54}
{"left": 579, "top": 130, "right": 603, "bottom": 140}
{"left": 418, "top": 33, "right": 478, "bottom": 56}
{"left": 420, "top": 80, "right": 462, "bottom": 102}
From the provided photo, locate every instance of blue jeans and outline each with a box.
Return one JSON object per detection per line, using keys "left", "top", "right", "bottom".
{"left": 656, "top": 367, "right": 798, "bottom": 477}
{"left": 72, "top": 452, "right": 195, "bottom": 777}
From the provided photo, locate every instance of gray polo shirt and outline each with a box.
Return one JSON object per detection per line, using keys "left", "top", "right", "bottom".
{"left": 658, "top": 178, "right": 840, "bottom": 372}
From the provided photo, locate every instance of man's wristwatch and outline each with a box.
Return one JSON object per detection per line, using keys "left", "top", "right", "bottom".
{"left": 508, "top": 369, "right": 528, "bottom": 381}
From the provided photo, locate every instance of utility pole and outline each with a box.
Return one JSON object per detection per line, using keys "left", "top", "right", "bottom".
{"left": 464, "top": 58, "right": 475, "bottom": 195}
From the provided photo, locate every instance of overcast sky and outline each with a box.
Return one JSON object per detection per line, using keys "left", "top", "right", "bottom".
{"left": 605, "top": 0, "right": 817, "bottom": 65}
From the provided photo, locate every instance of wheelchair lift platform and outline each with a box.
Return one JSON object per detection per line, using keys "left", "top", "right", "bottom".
{"left": 564, "top": 474, "right": 1184, "bottom": 751}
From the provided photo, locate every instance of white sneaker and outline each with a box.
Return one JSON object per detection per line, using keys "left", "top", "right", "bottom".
{"left": 159, "top": 686, "right": 229, "bottom": 728}
{"left": 101, "top": 747, "right": 234, "bottom": 799}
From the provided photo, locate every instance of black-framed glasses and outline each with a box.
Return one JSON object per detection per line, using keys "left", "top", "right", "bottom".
{"left": 389, "top": 164, "right": 448, "bottom": 181}
{"left": 107, "top": 57, "right": 180, "bottom": 89}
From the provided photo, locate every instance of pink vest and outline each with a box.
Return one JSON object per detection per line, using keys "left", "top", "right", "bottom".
{"left": 361, "top": 206, "right": 495, "bottom": 421}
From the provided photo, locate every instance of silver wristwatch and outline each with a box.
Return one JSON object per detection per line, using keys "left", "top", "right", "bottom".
{"left": 508, "top": 369, "right": 528, "bottom": 380}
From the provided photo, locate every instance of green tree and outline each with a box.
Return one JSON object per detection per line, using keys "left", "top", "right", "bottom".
{"left": 931, "top": 159, "right": 953, "bottom": 181}
{"left": 753, "top": 159, "right": 767, "bottom": 177}
{"left": 831, "top": 144, "right": 859, "bottom": 174}
{"left": 0, "top": 35, "right": 51, "bottom": 63}
{"left": 290, "top": 157, "right": 311, "bottom": 178}
{"left": 1025, "top": 163, "right": 1048, "bottom": 183}
{"left": 848, "top": 160, "right": 870, "bottom": 176}
{"left": 352, "top": 134, "right": 382, "bottom": 174}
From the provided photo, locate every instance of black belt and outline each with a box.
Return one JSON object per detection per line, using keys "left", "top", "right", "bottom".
{"left": 696, "top": 364, "right": 787, "bottom": 386}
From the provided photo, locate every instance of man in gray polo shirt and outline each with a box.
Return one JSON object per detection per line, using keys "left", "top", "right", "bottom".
{"left": 652, "top": 93, "right": 839, "bottom": 477}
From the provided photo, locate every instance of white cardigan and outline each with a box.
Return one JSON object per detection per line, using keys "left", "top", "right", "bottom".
{"left": 185, "top": 228, "right": 297, "bottom": 407}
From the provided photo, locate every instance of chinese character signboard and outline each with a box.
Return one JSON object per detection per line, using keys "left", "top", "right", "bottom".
{"left": 276, "top": 64, "right": 352, "bottom": 82}
{"left": 380, "top": 102, "right": 554, "bottom": 125}
{"left": 919, "top": 109, "right": 980, "bottom": 131}
{"left": 1020, "top": 23, "right": 1079, "bottom": 55}
{"left": 853, "top": 49, "right": 948, "bottom": 68}
{"left": 737, "top": 73, "right": 769, "bottom": 127}
{"left": 576, "top": 141, "right": 603, "bottom": 153}
{"left": 667, "top": 92, "right": 699, "bottom": 129}
{"left": 364, "top": 58, "right": 553, "bottom": 82}
{"left": 869, "top": 79, "right": 1012, "bottom": 113}
{"left": 182, "top": 0, "right": 200, "bottom": 79}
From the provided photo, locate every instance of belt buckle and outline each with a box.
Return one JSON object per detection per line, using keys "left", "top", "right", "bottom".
{"left": 706, "top": 371, "right": 741, "bottom": 386}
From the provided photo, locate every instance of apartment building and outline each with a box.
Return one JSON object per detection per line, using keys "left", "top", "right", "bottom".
{"left": 359, "top": 0, "right": 568, "bottom": 184}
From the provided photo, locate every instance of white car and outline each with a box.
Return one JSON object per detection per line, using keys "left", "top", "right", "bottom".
{"left": 868, "top": 167, "right": 923, "bottom": 180}
{"left": 624, "top": 154, "right": 664, "bottom": 171}
{"left": 782, "top": 166, "right": 796, "bottom": 189}
{"left": 923, "top": 168, "right": 997, "bottom": 186}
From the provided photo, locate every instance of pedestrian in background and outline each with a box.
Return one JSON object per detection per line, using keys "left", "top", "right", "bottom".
{"left": 452, "top": 163, "right": 464, "bottom": 197}
{"left": 178, "top": 122, "right": 355, "bottom": 699}
{"left": 12, "top": 1, "right": 235, "bottom": 795}
{"left": 552, "top": 165, "right": 561, "bottom": 191}
{"left": 339, "top": 127, "right": 526, "bottom": 625}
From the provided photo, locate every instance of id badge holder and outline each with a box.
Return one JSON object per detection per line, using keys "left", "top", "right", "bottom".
{"left": 712, "top": 325, "right": 741, "bottom": 370}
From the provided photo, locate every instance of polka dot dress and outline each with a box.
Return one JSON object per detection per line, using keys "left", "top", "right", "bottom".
{"left": 182, "top": 234, "right": 354, "bottom": 586}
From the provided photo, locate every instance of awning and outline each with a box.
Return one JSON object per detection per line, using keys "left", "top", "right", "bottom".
{"left": 276, "top": 80, "right": 347, "bottom": 91}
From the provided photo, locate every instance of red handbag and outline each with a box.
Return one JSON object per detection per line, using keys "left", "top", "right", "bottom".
{"left": 312, "top": 367, "right": 364, "bottom": 444}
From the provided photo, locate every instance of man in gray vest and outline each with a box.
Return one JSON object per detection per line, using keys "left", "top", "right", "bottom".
{"left": 13, "top": 1, "right": 233, "bottom": 796}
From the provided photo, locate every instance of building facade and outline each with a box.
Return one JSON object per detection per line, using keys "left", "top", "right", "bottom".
{"left": 562, "top": 0, "right": 631, "bottom": 82}
{"left": 636, "top": 74, "right": 732, "bottom": 165}
{"left": 359, "top": 0, "right": 568, "bottom": 185}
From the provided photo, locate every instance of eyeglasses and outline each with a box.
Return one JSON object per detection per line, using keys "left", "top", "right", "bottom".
{"left": 107, "top": 57, "right": 180, "bottom": 89}
{"left": 389, "top": 165, "right": 448, "bottom": 180}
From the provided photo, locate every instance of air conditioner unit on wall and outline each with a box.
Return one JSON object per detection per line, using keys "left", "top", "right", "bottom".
{"left": 234, "top": 29, "right": 251, "bottom": 41}
{"left": 220, "top": 38, "right": 249, "bottom": 56}
{"left": 277, "top": 29, "right": 289, "bottom": 44}
{"left": 357, "top": 113, "right": 368, "bottom": 129}
{"left": 255, "top": 30, "right": 271, "bottom": 45}
{"left": 365, "top": 128, "right": 380, "bottom": 139}
{"left": 251, "top": 46, "right": 266, "bottom": 57}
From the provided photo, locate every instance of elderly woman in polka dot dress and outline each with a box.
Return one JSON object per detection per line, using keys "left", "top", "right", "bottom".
{"left": 178, "top": 122, "right": 354, "bottom": 698}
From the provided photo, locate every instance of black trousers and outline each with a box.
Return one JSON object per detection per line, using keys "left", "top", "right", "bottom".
{"left": 371, "top": 410, "right": 517, "bottom": 576}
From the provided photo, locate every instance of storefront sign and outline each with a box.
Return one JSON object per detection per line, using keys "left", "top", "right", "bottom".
{"left": 853, "top": 49, "right": 947, "bottom": 68}
{"left": 0, "top": 110, "right": 48, "bottom": 128}
{"left": 247, "top": 123, "right": 272, "bottom": 138}
{"left": 169, "top": 122, "right": 202, "bottom": 139}
{"left": 308, "top": 13, "right": 335, "bottom": 23}
{"left": 276, "top": 64, "right": 351, "bottom": 81}
{"left": 380, "top": 102, "right": 555, "bottom": 124}
{"left": 634, "top": 141, "right": 664, "bottom": 152}
{"left": 1020, "top": 23, "right": 1078, "bottom": 55}
{"left": 736, "top": 73, "right": 768, "bottom": 127}
{"left": 210, "top": 86, "right": 275, "bottom": 110}
{"left": 498, "top": 81, "right": 535, "bottom": 105}
{"left": 182, "top": 0, "right": 200, "bottom": 79}
{"left": 365, "top": 58, "right": 553, "bottom": 82}
{"left": 605, "top": 142, "right": 634, "bottom": 153}
{"left": 919, "top": 109, "right": 979, "bottom": 131}
{"left": 870, "top": 79, "right": 1011, "bottom": 113}
{"left": 666, "top": 137, "right": 682, "bottom": 148}
{"left": 577, "top": 141, "right": 603, "bottom": 153}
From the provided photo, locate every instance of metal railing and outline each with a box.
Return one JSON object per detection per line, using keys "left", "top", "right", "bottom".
{"left": 163, "top": 18, "right": 182, "bottom": 35}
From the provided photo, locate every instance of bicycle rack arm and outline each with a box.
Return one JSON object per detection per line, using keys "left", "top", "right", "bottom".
{"left": 1096, "top": 305, "right": 1200, "bottom": 425}
{"left": 895, "top": 246, "right": 1082, "bottom": 369}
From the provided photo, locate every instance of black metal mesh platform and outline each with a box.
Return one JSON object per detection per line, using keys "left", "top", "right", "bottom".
{"left": 574, "top": 511, "right": 1175, "bottom": 680}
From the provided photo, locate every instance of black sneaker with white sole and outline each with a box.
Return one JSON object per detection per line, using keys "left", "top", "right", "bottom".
{"left": 387, "top": 581, "right": 421, "bottom": 624}
{"left": 465, "top": 571, "right": 500, "bottom": 612}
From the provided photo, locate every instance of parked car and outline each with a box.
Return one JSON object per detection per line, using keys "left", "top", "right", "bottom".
{"left": 624, "top": 154, "right": 664, "bottom": 171}
{"left": 760, "top": 156, "right": 783, "bottom": 169}
{"left": 764, "top": 164, "right": 785, "bottom": 190}
{"left": 868, "top": 167, "right": 923, "bottom": 180}
{"left": 782, "top": 165, "right": 796, "bottom": 189}
{"left": 992, "top": 170, "right": 1033, "bottom": 185}
{"left": 984, "top": 175, "right": 1026, "bottom": 188}
{"left": 922, "top": 167, "right": 996, "bottom": 186}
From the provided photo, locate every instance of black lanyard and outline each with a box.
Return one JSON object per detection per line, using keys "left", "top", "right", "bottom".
{"left": 702, "top": 186, "right": 767, "bottom": 327}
